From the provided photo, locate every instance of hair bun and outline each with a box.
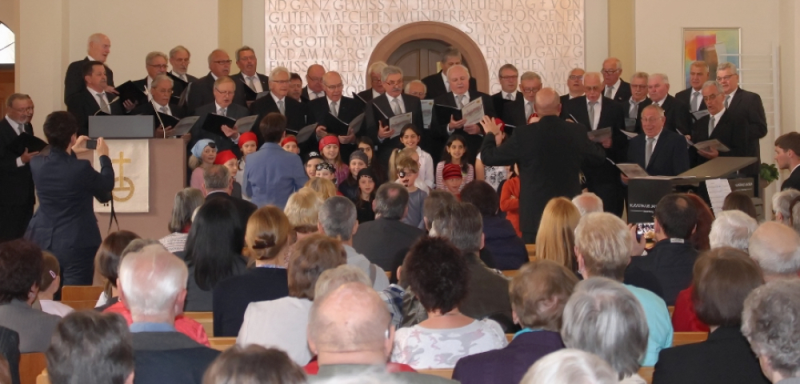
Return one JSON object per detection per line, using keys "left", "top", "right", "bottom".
{"left": 252, "top": 234, "right": 277, "bottom": 249}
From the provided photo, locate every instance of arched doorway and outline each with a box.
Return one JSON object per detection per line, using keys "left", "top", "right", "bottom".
{"left": 367, "top": 22, "right": 489, "bottom": 93}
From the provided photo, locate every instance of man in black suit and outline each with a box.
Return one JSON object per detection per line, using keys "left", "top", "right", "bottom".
{"left": 624, "top": 72, "right": 653, "bottom": 134}
{"left": 185, "top": 49, "right": 247, "bottom": 114}
{"left": 167, "top": 45, "right": 198, "bottom": 103}
{"left": 64, "top": 33, "right": 115, "bottom": 103}
{"left": 481, "top": 88, "right": 605, "bottom": 242}
{"left": 421, "top": 46, "right": 478, "bottom": 100}
{"left": 718, "top": 62, "right": 768, "bottom": 178}
{"left": 305, "top": 71, "right": 361, "bottom": 159}
{"left": 602, "top": 57, "right": 631, "bottom": 105}
{"left": 231, "top": 46, "right": 269, "bottom": 103}
{"left": 248, "top": 66, "right": 307, "bottom": 142}
{"left": 190, "top": 76, "right": 250, "bottom": 156}
{"left": 690, "top": 81, "right": 749, "bottom": 167}
{"left": 66, "top": 61, "right": 125, "bottom": 136}
{"left": 559, "top": 68, "right": 585, "bottom": 105}
{"left": 301, "top": 64, "right": 327, "bottom": 102}
{"left": 430, "top": 65, "right": 496, "bottom": 164}
{"left": 648, "top": 73, "right": 693, "bottom": 136}
{"left": 352, "top": 183, "right": 425, "bottom": 270}
{"left": 0, "top": 94, "right": 37, "bottom": 241}
{"left": 202, "top": 165, "right": 256, "bottom": 229}
{"left": 288, "top": 72, "right": 304, "bottom": 102}
{"left": 119, "top": 244, "right": 219, "bottom": 384}
{"left": 492, "top": 64, "right": 519, "bottom": 120}
{"left": 626, "top": 105, "right": 690, "bottom": 181}
{"left": 675, "top": 61, "right": 709, "bottom": 114}
{"left": 502, "top": 71, "right": 541, "bottom": 129}
{"left": 363, "top": 65, "right": 424, "bottom": 168}
{"left": 773, "top": 132, "right": 800, "bottom": 191}
{"left": 356, "top": 61, "right": 387, "bottom": 103}
{"left": 132, "top": 74, "right": 184, "bottom": 137}
{"left": 131, "top": 51, "right": 169, "bottom": 97}
{"left": 561, "top": 72, "right": 628, "bottom": 217}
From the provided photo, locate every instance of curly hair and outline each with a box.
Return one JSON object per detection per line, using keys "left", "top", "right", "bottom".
{"left": 402, "top": 236, "right": 468, "bottom": 314}
{"left": 0, "top": 239, "right": 44, "bottom": 304}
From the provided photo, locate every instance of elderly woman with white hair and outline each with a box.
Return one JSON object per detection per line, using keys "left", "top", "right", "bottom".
{"left": 749, "top": 222, "right": 800, "bottom": 281}
{"left": 521, "top": 349, "right": 618, "bottom": 384}
{"left": 742, "top": 280, "right": 800, "bottom": 384}
{"left": 773, "top": 189, "right": 800, "bottom": 225}
{"left": 561, "top": 277, "right": 650, "bottom": 383}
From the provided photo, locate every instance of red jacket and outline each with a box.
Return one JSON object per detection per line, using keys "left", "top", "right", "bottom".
{"left": 500, "top": 176, "right": 521, "bottom": 238}
{"left": 103, "top": 301, "right": 211, "bottom": 346}
{"left": 304, "top": 361, "right": 416, "bottom": 374}
{"left": 671, "top": 285, "right": 710, "bottom": 332}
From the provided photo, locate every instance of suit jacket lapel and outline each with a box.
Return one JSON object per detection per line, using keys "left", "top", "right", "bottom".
{"left": 572, "top": 98, "right": 591, "bottom": 130}
{"left": 728, "top": 88, "right": 744, "bottom": 111}
{"left": 375, "top": 95, "right": 394, "bottom": 118}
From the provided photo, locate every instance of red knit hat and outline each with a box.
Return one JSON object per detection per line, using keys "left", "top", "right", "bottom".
{"left": 281, "top": 135, "right": 298, "bottom": 147}
{"left": 495, "top": 117, "right": 506, "bottom": 132}
{"left": 442, "top": 163, "right": 463, "bottom": 181}
{"left": 238, "top": 132, "right": 257, "bottom": 148}
{"left": 214, "top": 150, "right": 238, "bottom": 165}
{"left": 319, "top": 135, "right": 339, "bottom": 152}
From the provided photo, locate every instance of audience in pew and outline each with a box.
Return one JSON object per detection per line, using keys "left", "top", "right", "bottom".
{"left": 212, "top": 206, "right": 291, "bottom": 337}
{"left": 773, "top": 189, "right": 800, "bottom": 225}
{"left": 521, "top": 349, "right": 618, "bottom": 384}
{"left": 94, "top": 230, "right": 141, "bottom": 309}
{"left": 202, "top": 345, "right": 305, "bottom": 384}
{"left": 748, "top": 222, "right": 800, "bottom": 282}
{"left": 37, "top": 252, "right": 74, "bottom": 317}
{"left": 653, "top": 247, "right": 768, "bottom": 384}
{"left": 453, "top": 260, "right": 577, "bottom": 384}
{"left": 160, "top": 188, "right": 205, "bottom": 254}
{"left": 722, "top": 191, "right": 758, "bottom": 220}
{"left": 283, "top": 187, "right": 325, "bottom": 264}
{"left": 536, "top": 197, "right": 581, "bottom": 275}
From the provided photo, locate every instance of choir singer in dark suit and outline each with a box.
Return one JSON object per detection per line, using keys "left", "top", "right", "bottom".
{"left": 66, "top": 61, "right": 125, "bottom": 137}
{"left": 480, "top": 88, "right": 605, "bottom": 243}
{"left": 421, "top": 46, "right": 478, "bottom": 100}
{"left": 64, "top": 33, "right": 115, "bottom": 104}
{"left": 25, "top": 111, "right": 114, "bottom": 285}
{"left": 248, "top": 66, "right": 306, "bottom": 143}
{"left": 774, "top": 132, "right": 800, "bottom": 191}
{"left": 689, "top": 81, "right": 748, "bottom": 168}
{"left": 0, "top": 94, "right": 36, "bottom": 241}
{"left": 231, "top": 46, "right": 269, "bottom": 100}
{"left": 190, "top": 76, "right": 250, "bottom": 156}
{"left": 131, "top": 74, "right": 184, "bottom": 137}
{"left": 355, "top": 61, "right": 387, "bottom": 103}
{"left": 625, "top": 105, "right": 690, "bottom": 182}
{"left": 185, "top": 49, "right": 247, "bottom": 114}
{"left": 675, "top": 61, "right": 709, "bottom": 114}
{"left": 602, "top": 57, "right": 631, "bottom": 105}
{"left": 305, "top": 71, "right": 361, "bottom": 159}
{"left": 648, "top": 73, "right": 692, "bottom": 136}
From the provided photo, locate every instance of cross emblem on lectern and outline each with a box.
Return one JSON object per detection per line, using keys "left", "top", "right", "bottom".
{"left": 112, "top": 151, "right": 135, "bottom": 202}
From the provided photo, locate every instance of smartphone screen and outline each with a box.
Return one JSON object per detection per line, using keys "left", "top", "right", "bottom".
{"left": 636, "top": 222, "right": 655, "bottom": 244}
{"left": 86, "top": 139, "right": 98, "bottom": 150}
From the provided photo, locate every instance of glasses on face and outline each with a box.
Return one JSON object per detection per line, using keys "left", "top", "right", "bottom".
{"left": 631, "top": 84, "right": 647, "bottom": 89}
{"left": 384, "top": 80, "right": 403, "bottom": 87}
{"left": 148, "top": 64, "right": 168, "bottom": 69}
{"left": 499, "top": 75, "right": 518, "bottom": 80}
{"left": 12, "top": 106, "right": 34, "bottom": 113}
{"left": 308, "top": 76, "right": 322, "bottom": 83}
{"left": 641, "top": 117, "right": 662, "bottom": 124}
{"left": 325, "top": 83, "right": 344, "bottom": 90}
{"left": 214, "top": 89, "right": 234, "bottom": 95}
{"left": 703, "top": 93, "right": 720, "bottom": 102}
{"left": 717, "top": 74, "right": 736, "bottom": 82}
{"left": 212, "top": 60, "right": 232, "bottom": 65}
{"left": 568, "top": 75, "right": 584, "bottom": 81}
{"left": 172, "top": 58, "right": 190, "bottom": 64}
{"left": 153, "top": 88, "right": 173, "bottom": 95}
{"left": 272, "top": 80, "right": 289, "bottom": 84}
{"left": 585, "top": 86, "right": 602, "bottom": 92}
{"left": 522, "top": 87, "right": 541, "bottom": 94}
{"left": 601, "top": 69, "right": 620, "bottom": 75}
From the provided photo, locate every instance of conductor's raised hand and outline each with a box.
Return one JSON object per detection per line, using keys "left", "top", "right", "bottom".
{"left": 479, "top": 115, "right": 500, "bottom": 135}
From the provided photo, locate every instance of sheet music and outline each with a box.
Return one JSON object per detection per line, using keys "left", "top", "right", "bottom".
{"left": 388, "top": 112, "right": 412, "bottom": 138}
{"left": 461, "top": 97, "right": 485, "bottom": 126}
{"left": 706, "top": 178, "right": 732, "bottom": 217}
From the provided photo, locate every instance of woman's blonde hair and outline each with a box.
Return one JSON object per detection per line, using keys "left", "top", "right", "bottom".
{"left": 245, "top": 206, "right": 292, "bottom": 262}
{"left": 284, "top": 187, "right": 324, "bottom": 233}
{"left": 188, "top": 155, "right": 202, "bottom": 170}
{"left": 536, "top": 197, "right": 581, "bottom": 271}
{"left": 304, "top": 177, "right": 337, "bottom": 200}
{"left": 388, "top": 148, "right": 417, "bottom": 181}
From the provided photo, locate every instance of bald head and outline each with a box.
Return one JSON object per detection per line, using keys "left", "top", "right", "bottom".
{"left": 118, "top": 243, "right": 188, "bottom": 322}
{"left": 322, "top": 71, "right": 343, "bottom": 102}
{"left": 533, "top": 88, "right": 562, "bottom": 116}
{"left": 749, "top": 222, "right": 800, "bottom": 279}
{"left": 307, "top": 64, "right": 326, "bottom": 93}
{"left": 308, "top": 282, "right": 391, "bottom": 356}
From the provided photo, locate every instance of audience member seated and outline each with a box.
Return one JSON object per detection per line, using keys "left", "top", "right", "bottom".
{"left": 742, "top": 280, "right": 800, "bottom": 384}
{"left": 422, "top": 190, "right": 458, "bottom": 231}
{"left": 791, "top": 196, "right": 800, "bottom": 235}
{"left": 453, "top": 260, "right": 578, "bottom": 384}
{"left": 37, "top": 252, "right": 73, "bottom": 317}
{"left": 562, "top": 277, "right": 649, "bottom": 383}
{"left": 460, "top": 180, "right": 528, "bottom": 270}
{"left": 117, "top": 241, "right": 220, "bottom": 384}
{"left": 520, "top": 349, "right": 618, "bottom": 384}
{"left": 284, "top": 187, "right": 325, "bottom": 264}
{"left": 159, "top": 188, "right": 204, "bottom": 254}
{"left": 653, "top": 247, "right": 768, "bottom": 384}
{"left": 723, "top": 191, "right": 758, "bottom": 219}
{"left": 0, "top": 326, "right": 19, "bottom": 384}
{"left": 181, "top": 198, "right": 248, "bottom": 312}
{"left": 773, "top": 189, "right": 800, "bottom": 225}
{"left": 352, "top": 183, "right": 426, "bottom": 271}
{"left": 749, "top": 222, "right": 800, "bottom": 282}
{"left": 318, "top": 197, "right": 390, "bottom": 290}
{"left": 202, "top": 345, "right": 306, "bottom": 384}
{"left": 189, "top": 139, "right": 217, "bottom": 190}
{"left": 574, "top": 212, "right": 672, "bottom": 366}
{"left": 45, "top": 311, "right": 134, "bottom": 384}
{"left": 0, "top": 239, "right": 60, "bottom": 353}
{"left": 238, "top": 234, "right": 346, "bottom": 365}
{"left": 672, "top": 210, "right": 757, "bottom": 332}
{"left": 305, "top": 177, "right": 339, "bottom": 200}
{"left": 212, "top": 206, "right": 292, "bottom": 337}
{"left": 95, "top": 230, "right": 141, "bottom": 310}
{"left": 391, "top": 237, "right": 507, "bottom": 369}
{"left": 203, "top": 165, "right": 257, "bottom": 230}
{"left": 572, "top": 192, "right": 604, "bottom": 217}
{"left": 685, "top": 193, "right": 714, "bottom": 251}
{"left": 627, "top": 194, "right": 699, "bottom": 305}
{"left": 306, "top": 281, "right": 455, "bottom": 383}
{"left": 536, "top": 197, "right": 581, "bottom": 274}
{"left": 103, "top": 239, "right": 210, "bottom": 346}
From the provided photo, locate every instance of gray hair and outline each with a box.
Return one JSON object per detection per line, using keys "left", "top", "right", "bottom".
{"left": 574, "top": 213, "right": 632, "bottom": 280}
{"left": 168, "top": 188, "right": 204, "bottom": 233}
{"left": 773, "top": 189, "right": 800, "bottom": 225}
{"left": 691, "top": 60, "right": 710, "bottom": 73}
{"left": 203, "top": 165, "right": 231, "bottom": 191}
{"left": 717, "top": 62, "right": 739, "bottom": 75}
{"left": 374, "top": 183, "right": 408, "bottom": 220}
{"left": 520, "top": 349, "right": 618, "bottom": 384}
{"left": 207, "top": 49, "right": 228, "bottom": 64}
{"left": 145, "top": 51, "right": 168, "bottom": 66}
{"left": 520, "top": 71, "right": 542, "bottom": 82}
{"left": 561, "top": 277, "right": 648, "bottom": 379}
{"left": 150, "top": 73, "right": 173, "bottom": 89}
{"left": 367, "top": 61, "right": 387, "bottom": 76}
{"left": 446, "top": 64, "right": 470, "bottom": 78}
{"left": 118, "top": 243, "right": 188, "bottom": 317}
{"left": 403, "top": 80, "right": 426, "bottom": 94}
{"left": 235, "top": 45, "right": 255, "bottom": 61}
{"left": 318, "top": 196, "right": 357, "bottom": 241}
{"left": 702, "top": 80, "right": 724, "bottom": 94}
{"left": 431, "top": 202, "right": 483, "bottom": 254}
{"left": 651, "top": 73, "right": 670, "bottom": 84}
{"left": 749, "top": 221, "right": 800, "bottom": 275}
{"left": 312, "top": 370, "right": 406, "bottom": 384}
{"left": 269, "top": 66, "right": 290, "bottom": 81}
{"left": 572, "top": 193, "right": 603, "bottom": 216}
{"left": 314, "top": 265, "right": 371, "bottom": 299}
{"left": 709, "top": 210, "right": 758, "bottom": 250}
{"left": 498, "top": 63, "right": 518, "bottom": 78}
{"left": 87, "top": 33, "right": 108, "bottom": 47}
{"left": 169, "top": 45, "right": 190, "bottom": 59}
{"left": 380, "top": 65, "right": 403, "bottom": 83}
{"left": 641, "top": 104, "right": 666, "bottom": 118}
{"left": 742, "top": 280, "right": 800, "bottom": 378}
{"left": 603, "top": 57, "right": 622, "bottom": 71}
{"left": 441, "top": 46, "right": 462, "bottom": 62}
{"left": 5, "top": 93, "right": 31, "bottom": 108}
{"left": 630, "top": 71, "right": 649, "bottom": 82}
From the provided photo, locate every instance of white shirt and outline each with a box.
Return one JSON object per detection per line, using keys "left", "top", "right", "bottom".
{"left": 711, "top": 108, "right": 726, "bottom": 129}
{"left": 442, "top": 71, "right": 451, "bottom": 92}
{"left": 152, "top": 100, "right": 171, "bottom": 115}
{"left": 606, "top": 78, "right": 622, "bottom": 99}
{"left": 725, "top": 88, "right": 738, "bottom": 107}
{"left": 5, "top": 115, "right": 26, "bottom": 167}
{"left": 447, "top": 91, "right": 471, "bottom": 133}
{"left": 307, "top": 88, "right": 324, "bottom": 100}
{"left": 386, "top": 94, "right": 405, "bottom": 114}
{"left": 238, "top": 297, "right": 314, "bottom": 365}
{"left": 586, "top": 97, "right": 603, "bottom": 130}
{"left": 415, "top": 146, "right": 435, "bottom": 190}
{"left": 88, "top": 86, "right": 111, "bottom": 109}
{"left": 211, "top": 72, "right": 219, "bottom": 81}
{"left": 243, "top": 73, "right": 263, "bottom": 93}
{"left": 86, "top": 55, "right": 99, "bottom": 62}
{"left": 651, "top": 95, "right": 667, "bottom": 107}
{"left": 170, "top": 70, "right": 188, "bottom": 82}
{"left": 502, "top": 91, "right": 516, "bottom": 101}
{"left": 39, "top": 300, "right": 74, "bottom": 318}
{"left": 372, "top": 89, "right": 382, "bottom": 99}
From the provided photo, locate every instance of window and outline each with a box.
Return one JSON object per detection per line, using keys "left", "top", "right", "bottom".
{"left": 0, "top": 23, "right": 14, "bottom": 64}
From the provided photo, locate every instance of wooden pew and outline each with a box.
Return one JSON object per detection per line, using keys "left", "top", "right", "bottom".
{"left": 36, "top": 371, "right": 49, "bottom": 384}
{"left": 501, "top": 270, "right": 518, "bottom": 278}
{"left": 209, "top": 337, "right": 237, "bottom": 351}
{"left": 418, "top": 369, "right": 454, "bottom": 379}
{"left": 19, "top": 353, "right": 47, "bottom": 384}
{"left": 61, "top": 286, "right": 103, "bottom": 302}
{"left": 505, "top": 334, "right": 513, "bottom": 343}
{"left": 672, "top": 332, "right": 708, "bottom": 346}
{"left": 385, "top": 271, "right": 391, "bottom": 279}
{"left": 668, "top": 306, "right": 675, "bottom": 318}
{"left": 638, "top": 367, "right": 654, "bottom": 384}
{"left": 184, "top": 311, "right": 214, "bottom": 337}
{"left": 525, "top": 244, "right": 536, "bottom": 262}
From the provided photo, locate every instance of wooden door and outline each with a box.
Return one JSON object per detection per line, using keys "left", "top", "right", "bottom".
{"left": 388, "top": 39, "right": 470, "bottom": 83}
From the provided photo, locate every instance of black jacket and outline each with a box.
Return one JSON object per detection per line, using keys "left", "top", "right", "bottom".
{"left": 185, "top": 73, "right": 247, "bottom": 115}
{"left": 625, "top": 238, "right": 698, "bottom": 305}
{"left": 64, "top": 58, "right": 115, "bottom": 103}
{"left": 66, "top": 88, "right": 125, "bottom": 136}
{"left": 133, "top": 332, "right": 220, "bottom": 384}
{"left": 430, "top": 91, "right": 496, "bottom": 165}
{"left": 352, "top": 217, "right": 426, "bottom": 270}
{"left": 628, "top": 129, "right": 691, "bottom": 177}
{"left": 421, "top": 70, "right": 478, "bottom": 100}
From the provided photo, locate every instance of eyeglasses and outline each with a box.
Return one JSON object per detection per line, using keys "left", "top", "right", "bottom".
{"left": 717, "top": 74, "right": 737, "bottom": 81}
{"left": 641, "top": 117, "right": 663, "bottom": 124}
{"left": 499, "top": 75, "right": 518, "bottom": 80}
{"left": 601, "top": 69, "right": 620, "bottom": 75}
{"left": 153, "top": 88, "right": 173, "bottom": 94}
{"left": 307, "top": 76, "right": 322, "bottom": 83}
{"left": 631, "top": 84, "right": 647, "bottom": 89}
{"left": 11, "top": 106, "right": 34, "bottom": 113}
{"left": 568, "top": 75, "right": 584, "bottom": 80}
{"left": 272, "top": 80, "right": 289, "bottom": 84}
{"left": 172, "top": 58, "right": 190, "bottom": 64}
{"left": 212, "top": 60, "right": 232, "bottom": 65}
{"left": 384, "top": 80, "right": 403, "bottom": 87}
{"left": 703, "top": 93, "right": 720, "bottom": 102}
{"left": 148, "top": 64, "right": 168, "bottom": 69}
{"left": 521, "top": 87, "right": 541, "bottom": 94}
{"left": 214, "top": 89, "right": 234, "bottom": 95}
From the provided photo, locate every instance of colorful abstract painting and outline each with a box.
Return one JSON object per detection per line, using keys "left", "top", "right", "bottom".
{"left": 683, "top": 28, "right": 741, "bottom": 88}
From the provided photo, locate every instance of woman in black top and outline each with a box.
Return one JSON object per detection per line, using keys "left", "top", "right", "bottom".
{"left": 212, "top": 206, "right": 292, "bottom": 336}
